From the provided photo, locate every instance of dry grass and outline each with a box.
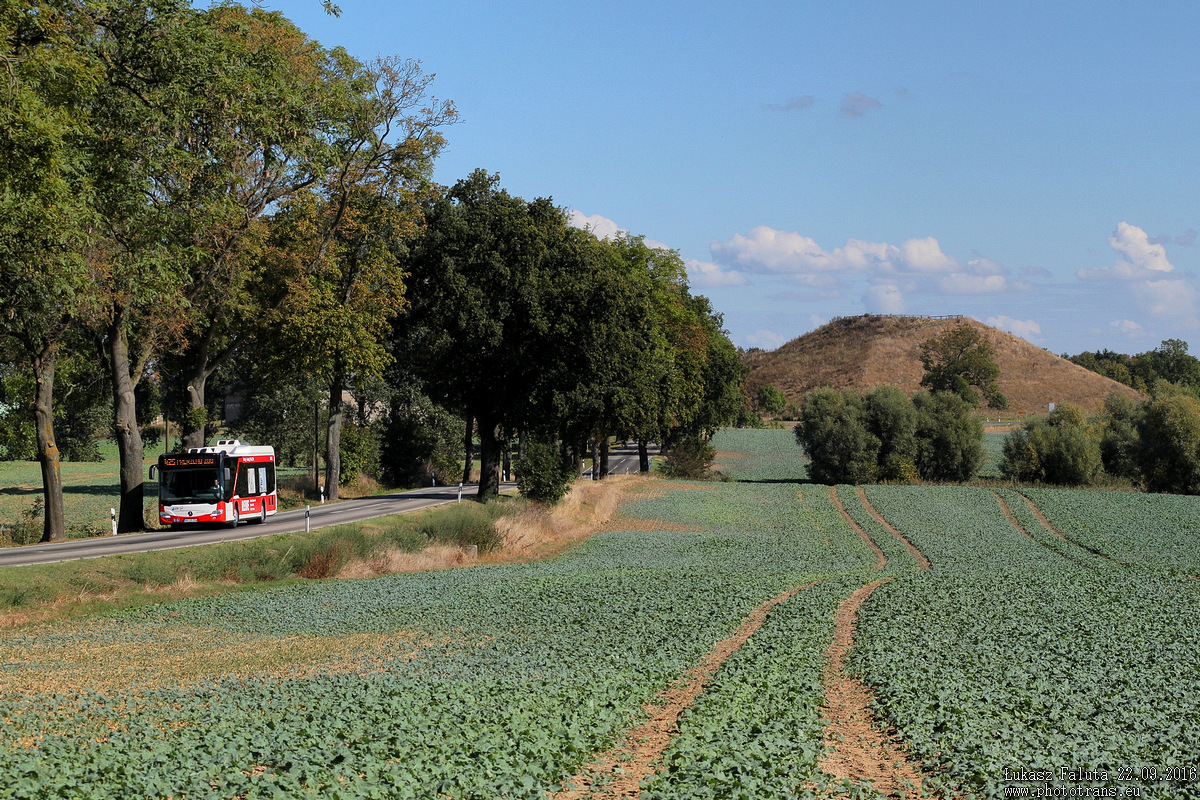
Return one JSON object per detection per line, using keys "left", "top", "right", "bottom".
{"left": 745, "top": 315, "right": 1142, "bottom": 413}
{"left": 493, "top": 475, "right": 651, "bottom": 560}
{"left": 336, "top": 544, "right": 477, "bottom": 579}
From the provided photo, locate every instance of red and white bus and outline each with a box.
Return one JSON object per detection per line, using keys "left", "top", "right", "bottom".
{"left": 150, "top": 440, "right": 277, "bottom": 528}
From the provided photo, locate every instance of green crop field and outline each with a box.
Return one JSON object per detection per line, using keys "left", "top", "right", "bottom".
{"left": 2, "top": 428, "right": 1198, "bottom": 798}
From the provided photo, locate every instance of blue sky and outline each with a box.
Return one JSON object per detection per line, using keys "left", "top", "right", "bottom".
{"left": 263, "top": 0, "right": 1200, "bottom": 355}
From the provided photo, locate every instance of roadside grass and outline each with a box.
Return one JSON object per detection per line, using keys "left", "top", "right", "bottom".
{"left": 0, "top": 498, "right": 515, "bottom": 628}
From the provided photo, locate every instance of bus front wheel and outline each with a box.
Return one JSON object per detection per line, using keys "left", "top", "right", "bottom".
{"left": 226, "top": 506, "right": 239, "bottom": 529}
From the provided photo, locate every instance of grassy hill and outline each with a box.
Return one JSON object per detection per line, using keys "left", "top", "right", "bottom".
{"left": 743, "top": 314, "right": 1141, "bottom": 413}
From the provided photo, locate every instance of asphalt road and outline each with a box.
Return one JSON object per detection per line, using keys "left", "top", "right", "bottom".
{"left": 1, "top": 443, "right": 659, "bottom": 569}
{"left": 0, "top": 482, "right": 506, "bottom": 568}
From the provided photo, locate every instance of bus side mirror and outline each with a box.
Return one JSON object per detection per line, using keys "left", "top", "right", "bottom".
{"left": 224, "top": 468, "right": 231, "bottom": 484}
{"left": 149, "top": 465, "right": 158, "bottom": 480}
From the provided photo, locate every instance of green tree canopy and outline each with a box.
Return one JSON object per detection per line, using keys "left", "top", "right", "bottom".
{"left": 919, "top": 321, "right": 1006, "bottom": 409}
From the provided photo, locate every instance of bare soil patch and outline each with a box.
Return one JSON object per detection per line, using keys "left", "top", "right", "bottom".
{"left": 605, "top": 518, "right": 704, "bottom": 534}
{"left": 854, "top": 488, "right": 930, "bottom": 571}
{"left": 551, "top": 580, "right": 821, "bottom": 800}
{"left": 829, "top": 487, "right": 886, "bottom": 571}
{"left": 818, "top": 578, "right": 935, "bottom": 798}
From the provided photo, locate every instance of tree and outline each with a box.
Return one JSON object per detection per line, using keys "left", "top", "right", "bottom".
{"left": 919, "top": 321, "right": 1006, "bottom": 408}
{"left": 795, "top": 387, "right": 879, "bottom": 484}
{"left": 0, "top": 0, "right": 100, "bottom": 541}
{"left": 1099, "top": 391, "right": 1143, "bottom": 482}
{"left": 1138, "top": 394, "right": 1200, "bottom": 494}
{"left": 864, "top": 386, "right": 917, "bottom": 481}
{"left": 397, "top": 171, "right": 583, "bottom": 499}
{"left": 912, "top": 390, "right": 983, "bottom": 481}
{"left": 756, "top": 384, "right": 787, "bottom": 416}
{"left": 1000, "top": 403, "right": 1100, "bottom": 485}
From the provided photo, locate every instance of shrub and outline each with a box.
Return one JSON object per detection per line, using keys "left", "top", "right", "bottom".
{"left": 417, "top": 501, "right": 504, "bottom": 552}
{"left": 1100, "top": 392, "right": 1142, "bottom": 482}
{"left": 865, "top": 386, "right": 917, "bottom": 480}
{"left": 661, "top": 435, "right": 717, "bottom": 480}
{"left": 913, "top": 391, "right": 983, "bottom": 482}
{"left": 339, "top": 420, "right": 381, "bottom": 485}
{"left": 756, "top": 384, "right": 787, "bottom": 415}
{"left": 796, "top": 388, "right": 879, "bottom": 484}
{"left": 1000, "top": 403, "right": 1101, "bottom": 486}
{"left": 516, "top": 439, "right": 574, "bottom": 504}
{"left": 1138, "top": 393, "right": 1200, "bottom": 494}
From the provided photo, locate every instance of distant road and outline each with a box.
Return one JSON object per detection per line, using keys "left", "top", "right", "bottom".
{"left": 0, "top": 482, "right": 507, "bottom": 568}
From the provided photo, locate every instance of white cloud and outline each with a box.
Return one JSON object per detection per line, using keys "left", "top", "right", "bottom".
{"left": 567, "top": 210, "right": 672, "bottom": 253}
{"left": 1111, "top": 319, "right": 1144, "bottom": 337}
{"left": 939, "top": 273, "right": 1008, "bottom": 294}
{"left": 568, "top": 210, "right": 624, "bottom": 240}
{"left": 686, "top": 258, "right": 747, "bottom": 288}
{"left": 987, "top": 315, "right": 1042, "bottom": 341}
{"left": 708, "top": 226, "right": 1012, "bottom": 304}
{"left": 711, "top": 226, "right": 968, "bottom": 278}
{"left": 743, "top": 329, "right": 789, "bottom": 350}
{"left": 1076, "top": 223, "right": 1199, "bottom": 327}
{"left": 864, "top": 283, "right": 905, "bottom": 313}
{"left": 1138, "top": 279, "right": 1200, "bottom": 326}
{"left": 1079, "top": 221, "right": 1176, "bottom": 280}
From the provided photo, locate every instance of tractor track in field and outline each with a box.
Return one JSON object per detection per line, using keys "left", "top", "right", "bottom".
{"left": 816, "top": 578, "right": 937, "bottom": 798}
{"left": 829, "top": 487, "right": 886, "bottom": 571}
{"left": 1014, "top": 491, "right": 1127, "bottom": 567}
{"left": 854, "top": 488, "right": 930, "bottom": 571}
{"left": 988, "top": 490, "right": 1101, "bottom": 570}
{"left": 550, "top": 580, "right": 821, "bottom": 800}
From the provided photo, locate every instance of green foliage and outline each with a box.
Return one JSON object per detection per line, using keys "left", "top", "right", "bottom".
{"left": 515, "top": 439, "right": 574, "bottom": 504}
{"left": 919, "top": 321, "right": 1005, "bottom": 408}
{"left": 733, "top": 404, "right": 766, "bottom": 428}
{"left": 381, "top": 390, "right": 466, "bottom": 488}
{"left": 228, "top": 380, "right": 324, "bottom": 468}
{"left": 338, "top": 419, "right": 381, "bottom": 485}
{"left": 864, "top": 386, "right": 917, "bottom": 481}
{"left": 796, "top": 387, "right": 879, "bottom": 484}
{"left": 912, "top": 390, "right": 983, "bottom": 481}
{"left": 756, "top": 383, "right": 787, "bottom": 415}
{"left": 1138, "top": 393, "right": 1200, "bottom": 494}
{"left": 855, "top": 485, "right": 1200, "bottom": 798}
{"left": 797, "top": 386, "right": 980, "bottom": 483}
{"left": 1099, "top": 391, "right": 1143, "bottom": 481}
{"left": 999, "top": 403, "right": 1101, "bottom": 485}
{"left": 660, "top": 433, "right": 718, "bottom": 479}
{"left": 415, "top": 500, "right": 505, "bottom": 552}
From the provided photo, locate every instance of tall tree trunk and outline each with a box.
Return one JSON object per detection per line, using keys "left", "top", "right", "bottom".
{"left": 590, "top": 438, "right": 599, "bottom": 481}
{"left": 598, "top": 438, "right": 609, "bottom": 480}
{"left": 108, "top": 314, "right": 145, "bottom": 533}
{"left": 477, "top": 416, "right": 500, "bottom": 500}
{"left": 461, "top": 415, "right": 474, "bottom": 484}
{"left": 572, "top": 442, "right": 584, "bottom": 478}
{"left": 325, "top": 367, "right": 345, "bottom": 501}
{"left": 183, "top": 361, "right": 208, "bottom": 450}
{"left": 638, "top": 439, "right": 650, "bottom": 473}
{"left": 312, "top": 399, "right": 321, "bottom": 494}
{"left": 32, "top": 344, "right": 65, "bottom": 543}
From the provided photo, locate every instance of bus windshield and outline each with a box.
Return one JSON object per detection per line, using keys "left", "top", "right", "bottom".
{"left": 159, "top": 467, "right": 225, "bottom": 504}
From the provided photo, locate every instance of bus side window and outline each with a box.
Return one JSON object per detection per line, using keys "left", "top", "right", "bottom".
{"left": 247, "top": 465, "right": 257, "bottom": 495}
{"left": 257, "top": 467, "right": 268, "bottom": 496}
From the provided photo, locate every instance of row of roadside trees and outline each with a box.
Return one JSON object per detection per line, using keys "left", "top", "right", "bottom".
{"left": 0, "top": 2, "right": 745, "bottom": 541}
